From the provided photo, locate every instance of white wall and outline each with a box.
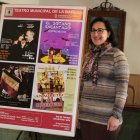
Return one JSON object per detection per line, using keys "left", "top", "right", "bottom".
{"left": 39, "top": 0, "right": 90, "bottom": 7}
{"left": 1, "top": 0, "right": 139, "bottom": 74}
{"left": 0, "top": 0, "right": 39, "bottom": 4}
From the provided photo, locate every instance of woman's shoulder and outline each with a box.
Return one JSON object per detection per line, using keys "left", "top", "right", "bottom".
{"left": 110, "top": 47, "right": 122, "bottom": 52}
{"left": 110, "top": 47, "right": 128, "bottom": 66}
{"left": 110, "top": 47, "right": 125, "bottom": 56}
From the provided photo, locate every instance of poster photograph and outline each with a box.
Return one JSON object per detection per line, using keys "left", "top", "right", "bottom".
{"left": 38, "top": 20, "right": 82, "bottom": 65}
{"left": 32, "top": 65, "right": 77, "bottom": 113}
{"left": 0, "top": 4, "right": 87, "bottom": 137}
{"left": 0, "top": 62, "right": 35, "bottom": 108}
{"left": 0, "top": 19, "right": 40, "bottom": 62}
{"left": 33, "top": 65, "right": 65, "bottom": 111}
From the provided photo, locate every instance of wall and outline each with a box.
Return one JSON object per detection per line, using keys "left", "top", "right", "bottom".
{"left": 0, "top": 0, "right": 39, "bottom": 4}
{"left": 39, "top": 0, "right": 90, "bottom": 7}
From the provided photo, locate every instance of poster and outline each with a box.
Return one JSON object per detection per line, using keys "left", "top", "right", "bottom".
{"left": 32, "top": 65, "right": 77, "bottom": 113}
{"left": 0, "top": 5, "right": 87, "bottom": 137}
{"left": 38, "top": 20, "right": 82, "bottom": 65}
{"left": 0, "top": 19, "right": 40, "bottom": 62}
{"left": 0, "top": 62, "right": 35, "bottom": 108}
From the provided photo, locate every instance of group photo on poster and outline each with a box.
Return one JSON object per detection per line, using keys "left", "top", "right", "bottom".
{"left": 0, "top": 62, "right": 35, "bottom": 108}
{"left": 33, "top": 65, "right": 65, "bottom": 112}
{"left": 0, "top": 19, "right": 40, "bottom": 62}
{"left": 38, "top": 20, "right": 82, "bottom": 65}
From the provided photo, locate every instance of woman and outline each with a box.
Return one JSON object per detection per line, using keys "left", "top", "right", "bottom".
{"left": 78, "top": 17, "right": 129, "bottom": 140}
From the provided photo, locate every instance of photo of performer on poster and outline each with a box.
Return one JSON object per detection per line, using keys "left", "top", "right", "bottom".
{"left": 33, "top": 66, "right": 65, "bottom": 112}
{"left": 0, "top": 62, "right": 35, "bottom": 108}
{"left": 38, "top": 20, "right": 82, "bottom": 65}
{"left": 0, "top": 19, "right": 40, "bottom": 62}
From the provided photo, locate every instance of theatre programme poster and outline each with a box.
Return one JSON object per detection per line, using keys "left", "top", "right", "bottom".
{"left": 0, "top": 19, "right": 40, "bottom": 62}
{"left": 0, "top": 4, "right": 87, "bottom": 136}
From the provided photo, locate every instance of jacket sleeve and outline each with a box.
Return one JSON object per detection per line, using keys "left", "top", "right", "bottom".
{"left": 113, "top": 49, "right": 129, "bottom": 120}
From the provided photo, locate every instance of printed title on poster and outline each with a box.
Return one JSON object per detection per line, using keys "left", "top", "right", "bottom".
{"left": 14, "top": 8, "right": 83, "bottom": 14}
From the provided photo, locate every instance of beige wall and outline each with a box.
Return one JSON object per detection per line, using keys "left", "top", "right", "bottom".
{"left": 0, "top": 0, "right": 39, "bottom": 4}
{"left": 1, "top": 0, "right": 140, "bottom": 74}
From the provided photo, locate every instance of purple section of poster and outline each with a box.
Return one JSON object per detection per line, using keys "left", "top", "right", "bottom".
{"left": 38, "top": 20, "right": 82, "bottom": 65}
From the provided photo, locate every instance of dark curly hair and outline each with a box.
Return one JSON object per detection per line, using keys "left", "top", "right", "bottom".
{"left": 89, "top": 17, "right": 118, "bottom": 47}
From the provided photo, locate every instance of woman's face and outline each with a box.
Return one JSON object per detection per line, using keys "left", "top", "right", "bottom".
{"left": 90, "top": 21, "right": 110, "bottom": 46}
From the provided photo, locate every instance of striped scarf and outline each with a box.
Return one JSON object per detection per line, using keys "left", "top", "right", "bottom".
{"left": 82, "top": 42, "right": 112, "bottom": 85}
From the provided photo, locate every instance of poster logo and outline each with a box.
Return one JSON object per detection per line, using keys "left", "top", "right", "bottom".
{"left": 5, "top": 8, "right": 13, "bottom": 16}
